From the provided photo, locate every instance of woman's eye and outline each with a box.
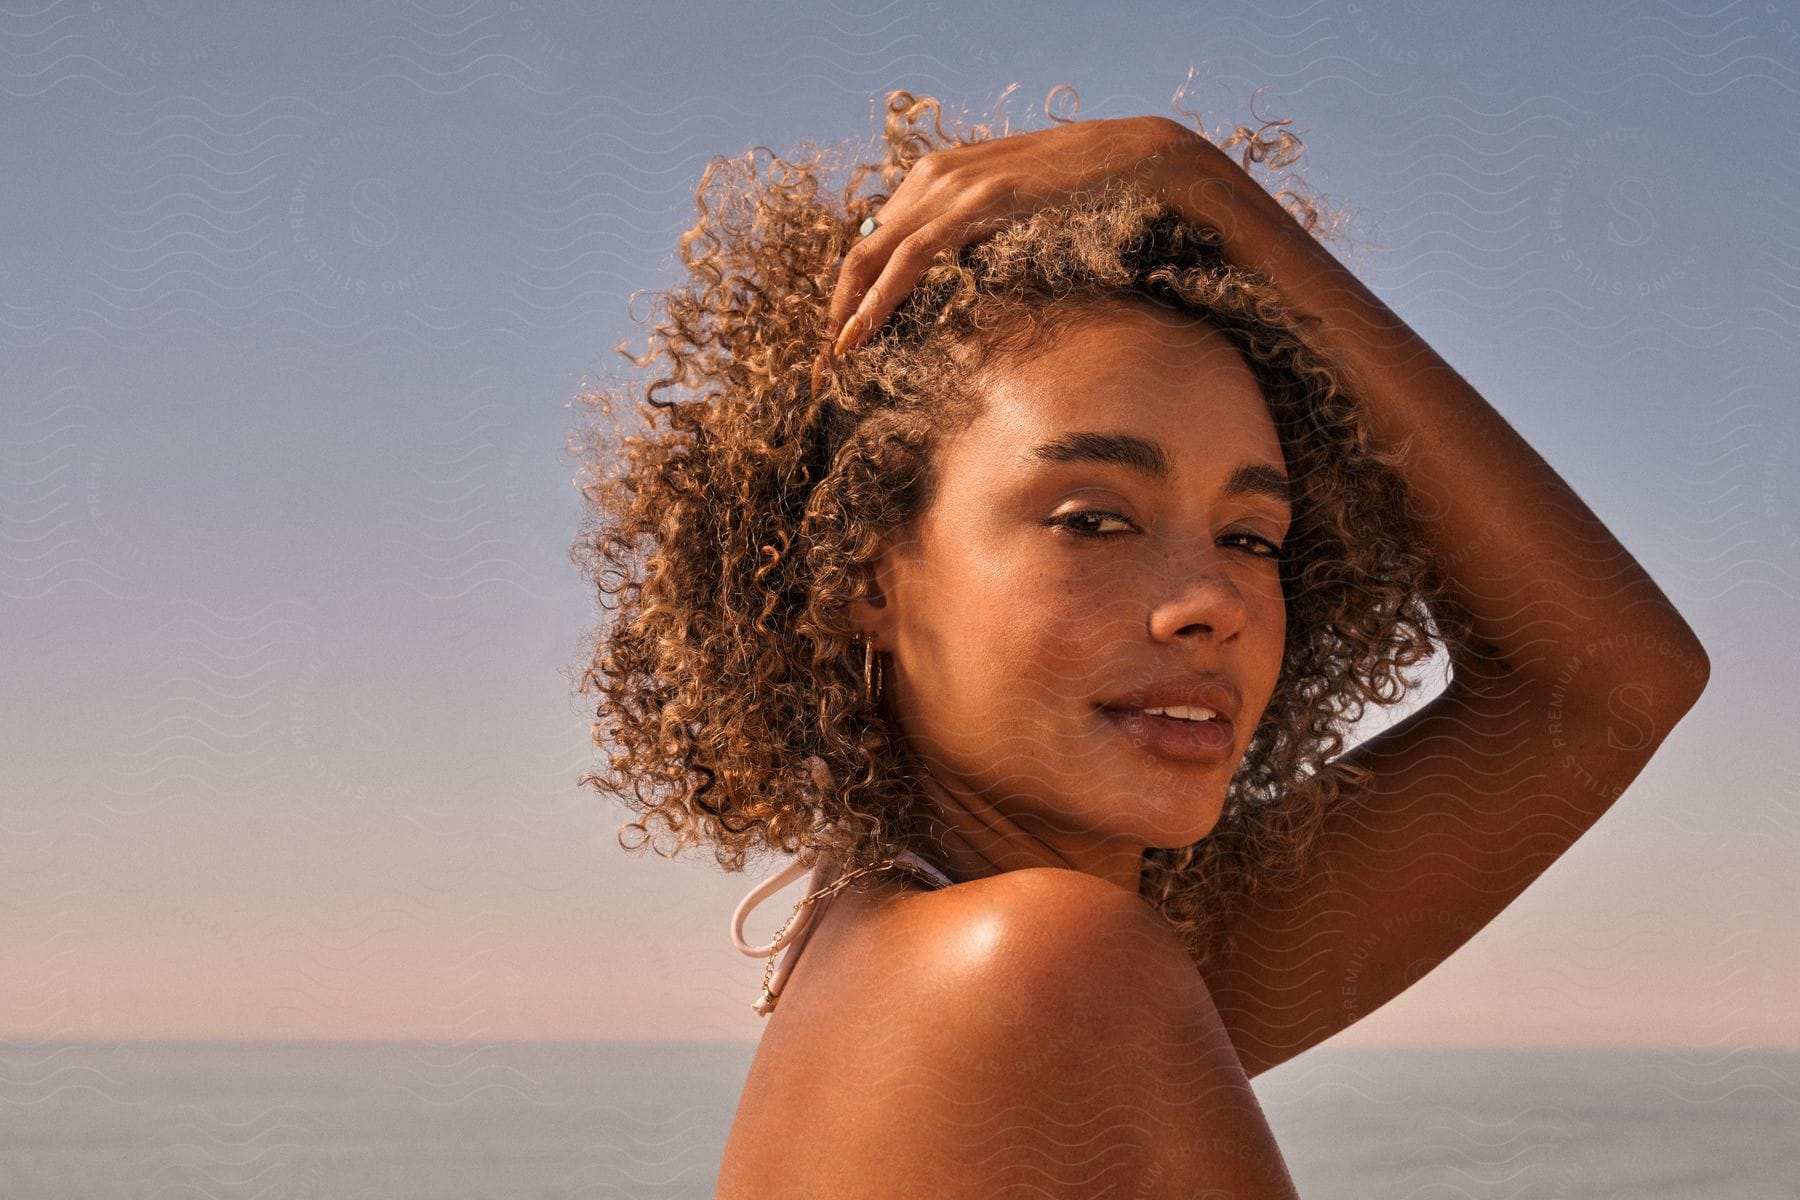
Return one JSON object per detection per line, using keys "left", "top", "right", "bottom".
{"left": 1047, "top": 509, "right": 1134, "bottom": 538}
{"left": 1228, "top": 533, "right": 1286, "bottom": 559}
{"left": 1047, "top": 511, "right": 1284, "bottom": 558}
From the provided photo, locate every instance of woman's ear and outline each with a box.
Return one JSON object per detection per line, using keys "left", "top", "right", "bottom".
{"left": 846, "top": 557, "right": 891, "bottom": 645}
{"left": 845, "top": 531, "right": 906, "bottom": 647}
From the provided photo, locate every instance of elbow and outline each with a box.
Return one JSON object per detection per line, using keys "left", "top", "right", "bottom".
{"left": 1670, "top": 632, "right": 1711, "bottom": 708}
{"left": 1658, "top": 606, "right": 1712, "bottom": 705}
{"left": 1646, "top": 633, "right": 1711, "bottom": 720}
{"left": 1570, "top": 626, "right": 1711, "bottom": 724}
{"left": 1691, "top": 641, "right": 1712, "bottom": 694}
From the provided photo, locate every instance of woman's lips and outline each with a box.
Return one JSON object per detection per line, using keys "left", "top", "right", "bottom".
{"left": 1100, "top": 706, "right": 1234, "bottom": 764}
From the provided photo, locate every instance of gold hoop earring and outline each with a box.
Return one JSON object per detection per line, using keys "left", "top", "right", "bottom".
{"left": 861, "top": 635, "right": 884, "bottom": 713}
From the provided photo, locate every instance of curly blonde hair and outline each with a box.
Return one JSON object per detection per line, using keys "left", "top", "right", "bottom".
{"left": 568, "top": 87, "right": 1474, "bottom": 971}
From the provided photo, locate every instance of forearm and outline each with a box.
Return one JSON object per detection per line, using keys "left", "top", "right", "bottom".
{"left": 1158, "top": 155, "right": 1709, "bottom": 703}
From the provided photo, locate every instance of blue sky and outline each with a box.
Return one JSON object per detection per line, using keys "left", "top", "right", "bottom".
{"left": 2, "top": 0, "right": 1795, "bottom": 1047}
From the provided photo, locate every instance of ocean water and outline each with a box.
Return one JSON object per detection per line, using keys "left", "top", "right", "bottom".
{"left": 1, "top": 1042, "right": 1794, "bottom": 1198}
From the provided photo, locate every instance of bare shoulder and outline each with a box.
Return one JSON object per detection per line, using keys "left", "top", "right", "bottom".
{"left": 716, "top": 867, "right": 1300, "bottom": 1199}
{"left": 915, "top": 866, "right": 1214, "bottom": 1020}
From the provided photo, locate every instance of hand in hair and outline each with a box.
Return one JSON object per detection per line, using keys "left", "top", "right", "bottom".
{"left": 820, "top": 114, "right": 1281, "bottom": 364}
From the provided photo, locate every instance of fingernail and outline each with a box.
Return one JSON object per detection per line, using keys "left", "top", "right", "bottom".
{"left": 830, "top": 312, "right": 861, "bottom": 359}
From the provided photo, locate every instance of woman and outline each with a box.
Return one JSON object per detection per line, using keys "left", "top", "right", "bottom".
{"left": 570, "top": 89, "right": 1710, "bottom": 1198}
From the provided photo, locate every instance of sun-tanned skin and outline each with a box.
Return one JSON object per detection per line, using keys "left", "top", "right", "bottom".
{"left": 720, "top": 112, "right": 1709, "bottom": 1197}
{"left": 854, "top": 301, "right": 1291, "bottom": 894}
{"left": 717, "top": 301, "right": 1305, "bottom": 1198}
{"left": 718, "top": 867, "right": 1301, "bottom": 1199}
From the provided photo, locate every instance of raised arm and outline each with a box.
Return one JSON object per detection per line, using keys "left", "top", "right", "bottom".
{"left": 1155, "top": 126, "right": 1709, "bottom": 698}
{"left": 818, "top": 109, "right": 1712, "bottom": 1078}
{"left": 1145, "top": 122, "right": 1711, "bottom": 1076}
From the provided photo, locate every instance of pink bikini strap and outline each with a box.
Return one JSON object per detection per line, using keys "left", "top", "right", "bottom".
{"left": 730, "top": 848, "right": 953, "bottom": 1016}
{"left": 729, "top": 851, "right": 840, "bottom": 957}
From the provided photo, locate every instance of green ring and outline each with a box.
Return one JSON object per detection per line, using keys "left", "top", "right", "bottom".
{"left": 858, "top": 217, "right": 880, "bottom": 238}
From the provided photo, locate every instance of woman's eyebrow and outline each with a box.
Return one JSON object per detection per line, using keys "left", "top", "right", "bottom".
{"left": 1024, "top": 431, "right": 1292, "bottom": 507}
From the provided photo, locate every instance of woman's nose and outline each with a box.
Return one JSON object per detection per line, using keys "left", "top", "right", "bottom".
{"left": 1146, "top": 553, "right": 1251, "bottom": 644}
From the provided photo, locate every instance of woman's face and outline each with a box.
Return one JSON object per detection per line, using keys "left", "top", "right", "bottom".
{"left": 854, "top": 298, "right": 1291, "bottom": 889}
